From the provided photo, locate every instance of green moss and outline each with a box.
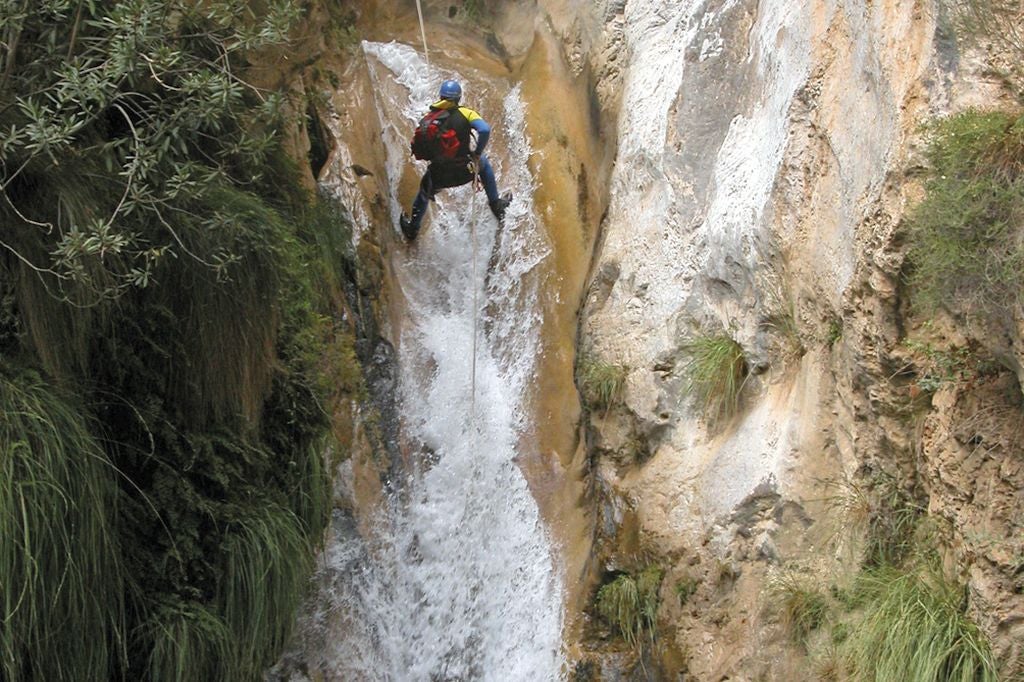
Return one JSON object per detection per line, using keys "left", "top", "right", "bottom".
{"left": 458, "top": 0, "right": 484, "bottom": 23}
{"left": 326, "top": 6, "right": 361, "bottom": 56}
{"left": 902, "top": 339, "right": 982, "bottom": 393}
{"left": 674, "top": 576, "right": 700, "bottom": 605}
{"left": 826, "top": 318, "right": 842, "bottom": 347}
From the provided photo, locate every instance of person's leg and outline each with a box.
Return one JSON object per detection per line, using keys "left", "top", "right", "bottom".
{"left": 410, "top": 183, "right": 430, "bottom": 223}
{"left": 401, "top": 170, "right": 433, "bottom": 240}
{"left": 477, "top": 154, "right": 499, "bottom": 203}
{"left": 477, "top": 155, "right": 510, "bottom": 220}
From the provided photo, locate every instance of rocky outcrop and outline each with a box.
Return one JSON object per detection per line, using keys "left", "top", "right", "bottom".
{"left": 920, "top": 369, "right": 1024, "bottom": 668}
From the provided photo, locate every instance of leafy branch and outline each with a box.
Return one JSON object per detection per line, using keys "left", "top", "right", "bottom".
{"left": 0, "top": 0, "right": 301, "bottom": 303}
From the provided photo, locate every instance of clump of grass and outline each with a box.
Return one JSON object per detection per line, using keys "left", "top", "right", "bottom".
{"left": 674, "top": 576, "right": 700, "bottom": 605}
{"left": 139, "top": 601, "right": 233, "bottom": 682}
{"left": 813, "top": 645, "right": 845, "bottom": 682}
{"left": 218, "top": 503, "right": 314, "bottom": 677}
{"left": 824, "top": 470, "right": 924, "bottom": 567}
{"left": 768, "top": 572, "right": 831, "bottom": 646}
{"left": 863, "top": 478, "right": 926, "bottom": 568}
{"left": 823, "top": 474, "right": 873, "bottom": 555}
{"left": 759, "top": 277, "right": 805, "bottom": 364}
{"left": 765, "top": 307, "right": 805, "bottom": 364}
{"left": 596, "top": 565, "right": 663, "bottom": 649}
{"left": 0, "top": 367, "right": 126, "bottom": 681}
{"left": 842, "top": 565, "right": 998, "bottom": 681}
{"left": 826, "top": 317, "right": 842, "bottom": 347}
{"left": 577, "top": 353, "right": 628, "bottom": 412}
{"left": 680, "top": 333, "right": 748, "bottom": 423}
{"left": 906, "top": 110, "right": 1024, "bottom": 320}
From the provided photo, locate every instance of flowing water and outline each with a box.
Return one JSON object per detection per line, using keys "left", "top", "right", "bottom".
{"left": 284, "top": 42, "right": 565, "bottom": 681}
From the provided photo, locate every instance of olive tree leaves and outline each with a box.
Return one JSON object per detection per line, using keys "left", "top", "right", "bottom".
{"left": 0, "top": 0, "right": 300, "bottom": 303}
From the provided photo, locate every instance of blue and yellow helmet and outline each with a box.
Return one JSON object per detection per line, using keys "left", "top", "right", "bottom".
{"left": 439, "top": 79, "right": 462, "bottom": 102}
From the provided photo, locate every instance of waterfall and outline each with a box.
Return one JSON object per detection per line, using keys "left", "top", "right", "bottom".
{"left": 282, "top": 42, "right": 565, "bottom": 681}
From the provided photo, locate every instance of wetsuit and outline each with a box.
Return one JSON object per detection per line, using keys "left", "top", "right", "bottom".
{"left": 402, "top": 99, "right": 506, "bottom": 240}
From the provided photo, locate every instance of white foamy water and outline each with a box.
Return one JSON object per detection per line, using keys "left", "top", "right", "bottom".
{"left": 284, "top": 42, "right": 564, "bottom": 681}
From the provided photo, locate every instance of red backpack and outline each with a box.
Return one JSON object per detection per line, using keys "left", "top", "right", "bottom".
{"left": 410, "top": 108, "right": 463, "bottom": 161}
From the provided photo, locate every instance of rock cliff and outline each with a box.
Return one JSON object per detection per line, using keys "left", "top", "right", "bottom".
{"left": 282, "top": 0, "right": 1023, "bottom": 678}
{"left": 549, "top": 0, "right": 1022, "bottom": 677}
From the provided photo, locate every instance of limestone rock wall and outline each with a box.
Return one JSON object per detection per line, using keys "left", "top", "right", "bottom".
{"left": 554, "top": 0, "right": 1022, "bottom": 678}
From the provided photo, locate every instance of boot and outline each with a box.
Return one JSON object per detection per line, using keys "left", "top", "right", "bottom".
{"left": 489, "top": 192, "right": 512, "bottom": 221}
{"left": 399, "top": 211, "right": 421, "bottom": 241}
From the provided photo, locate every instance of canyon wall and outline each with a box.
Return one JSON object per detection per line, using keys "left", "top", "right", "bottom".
{"left": 542, "top": 0, "right": 1022, "bottom": 677}
{"left": 281, "top": 0, "right": 1022, "bottom": 678}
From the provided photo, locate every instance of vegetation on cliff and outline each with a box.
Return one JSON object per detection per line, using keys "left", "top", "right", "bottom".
{"left": 907, "top": 109, "right": 1024, "bottom": 320}
{"left": 595, "top": 565, "right": 663, "bottom": 651}
{"left": 576, "top": 353, "right": 628, "bottom": 413}
{"left": 680, "top": 332, "right": 748, "bottom": 424}
{"left": 1, "top": 2, "right": 358, "bottom": 678}
{"left": 840, "top": 562, "right": 998, "bottom": 682}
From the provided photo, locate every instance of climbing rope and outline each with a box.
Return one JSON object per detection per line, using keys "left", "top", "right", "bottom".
{"left": 469, "top": 179, "right": 480, "bottom": 422}
{"left": 414, "top": 0, "right": 430, "bottom": 64}
{"left": 412, "top": 1, "right": 482, "bottom": 427}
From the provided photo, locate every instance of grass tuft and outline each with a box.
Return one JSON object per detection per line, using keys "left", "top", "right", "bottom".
{"left": 577, "top": 353, "right": 628, "bottom": 412}
{"left": 218, "top": 503, "right": 314, "bottom": 677}
{"left": 759, "top": 277, "right": 806, "bottom": 364}
{"left": 596, "top": 565, "right": 663, "bottom": 650}
{"left": 768, "top": 572, "right": 830, "bottom": 646}
{"left": 139, "top": 601, "right": 233, "bottom": 682}
{"left": 824, "top": 470, "right": 924, "bottom": 568}
{"left": 0, "top": 366, "right": 126, "bottom": 681}
{"left": 680, "top": 333, "right": 748, "bottom": 423}
{"left": 842, "top": 565, "right": 998, "bottom": 682}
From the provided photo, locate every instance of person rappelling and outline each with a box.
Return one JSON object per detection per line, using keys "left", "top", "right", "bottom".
{"left": 399, "top": 79, "right": 512, "bottom": 241}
